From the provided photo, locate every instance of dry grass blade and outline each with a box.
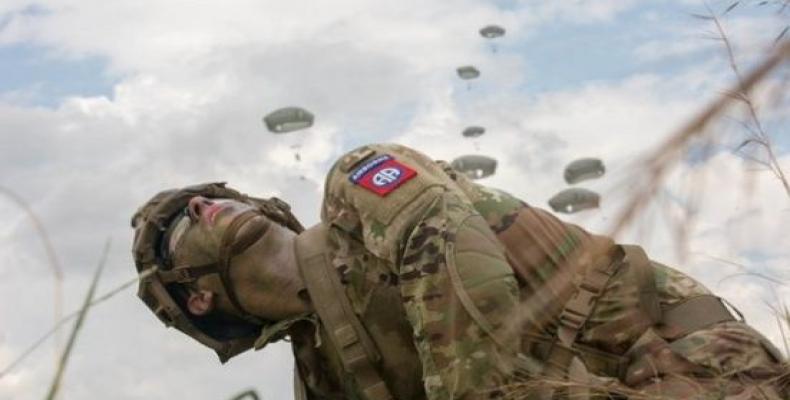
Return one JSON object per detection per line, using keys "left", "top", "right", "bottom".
{"left": 777, "top": 26, "right": 789, "bottom": 45}
{"left": 608, "top": 39, "right": 790, "bottom": 237}
{"left": 708, "top": 9, "right": 790, "bottom": 198}
{"left": 776, "top": 302, "right": 790, "bottom": 358}
{"left": 0, "top": 186, "right": 64, "bottom": 359}
{"left": 692, "top": 253, "right": 789, "bottom": 287}
{"left": 502, "top": 374, "right": 681, "bottom": 400}
{"left": 690, "top": 13, "right": 715, "bottom": 20}
{"left": 0, "top": 270, "right": 149, "bottom": 379}
{"left": 718, "top": 272, "right": 786, "bottom": 286}
{"left": 783, "top": 304, "right": 790, "bottom": 357}
{"left": 44, "top": 239, "right": 110, "bottom": 400}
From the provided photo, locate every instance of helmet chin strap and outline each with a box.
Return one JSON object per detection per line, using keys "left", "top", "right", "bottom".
{"left": 215, "top": 209, "right": 272, "bottom": 324}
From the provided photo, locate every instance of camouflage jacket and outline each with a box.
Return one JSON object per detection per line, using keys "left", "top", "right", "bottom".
{"left": 263, "top": 144, "right": 786, "bottom": 400}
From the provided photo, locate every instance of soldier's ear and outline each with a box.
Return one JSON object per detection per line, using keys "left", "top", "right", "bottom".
{"left": 186, "top": 290, "right": 215, "bottom": 316}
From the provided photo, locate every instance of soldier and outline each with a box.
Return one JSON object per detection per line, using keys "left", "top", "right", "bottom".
{"left": 131, "top": 143, "right": 787, "bottom": 400}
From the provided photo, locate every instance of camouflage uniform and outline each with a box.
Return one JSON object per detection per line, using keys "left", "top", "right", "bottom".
{"left": 258, "top": 144, "right": 787, "bottom": 400}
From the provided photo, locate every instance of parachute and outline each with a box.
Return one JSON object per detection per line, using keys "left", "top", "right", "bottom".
{"left": 450, "top": 155, "right": 497, "bottom": 180}
{"left": 456, "top": 66, "right": 480, "bottom": 80}
{"left": 479, "top": 25, "right": 506, "bottom": 39}
{"left": 564, "top": 158, "right": 605, "bottom": 184}
{"left": 479, "top": 25, "right": 506, "bottom": 53}
{"left": 548, "top": 188, "right": 600, "bottom": 214}
{"left": 228, "top": 390, "right": 260, "bottom": 400}
{"left": 462, "top": 126, "right": 486, "bottom": 138}
{"left": 263, "top": 106, "right": 314, "bottom": 134}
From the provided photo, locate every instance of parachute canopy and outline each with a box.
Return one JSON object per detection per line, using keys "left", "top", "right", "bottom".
{"left": 462, "top": 126, "right": 486, "bottom": 138}
{"left": 564, "top": 158, "right": 606, "bottom": 184}
{"left": 548, "top": 188, "right": 600, "bottom": 214}
{"left": 479, "top": 25, "right": 506, "bottom": 39}
{"left": 451, "top": 155, "right": 497, "bottom": 180}
{"left": 263, "top": 106, "right": 314, "bottom": 133}
{"left": 229, "top": 390, "right": 260, "bottom": 400}
{"left": 456, "top": 66, "right": 480, "bottom": 80}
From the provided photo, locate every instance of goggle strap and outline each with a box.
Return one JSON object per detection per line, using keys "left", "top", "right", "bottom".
{"left": 158, "top": 262, "right": 220, "bottom": 283}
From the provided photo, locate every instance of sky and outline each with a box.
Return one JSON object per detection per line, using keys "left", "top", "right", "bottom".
{"left": 0, "top": 1, "right": 788, "bottom": 399}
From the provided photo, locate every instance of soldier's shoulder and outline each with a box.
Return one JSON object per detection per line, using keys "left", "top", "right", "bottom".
{"left": 321, "top": 144, "right": 399, "bottom": 221}
{"left": 328, "top": 143, "right": 420, "bottom": 175}
{"left": 323, "top": 143, "right": 432, "bottom": 194}
{"left": 322, "top": 143, "right": 444, "bottom": 261}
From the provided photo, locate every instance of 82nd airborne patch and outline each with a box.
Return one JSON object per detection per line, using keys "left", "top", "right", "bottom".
{"left": 349, "top": 154, "right": 417, "bottom": 196}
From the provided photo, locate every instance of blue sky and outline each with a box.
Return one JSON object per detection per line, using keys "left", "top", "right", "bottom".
{"left": 0, "top": 44, "right": 113, "bottom": 106}
{"left": 514, "top": 5, "right": 678, "bottom": 93}
{"left": 0, "top": 2, "right": 115, "bottom": 106}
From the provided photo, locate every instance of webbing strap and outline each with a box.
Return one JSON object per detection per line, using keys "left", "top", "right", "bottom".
{"left": 217, "top": 210, "right": 270, "bottom": 324}
{"left": 296, "top": 225, "right": 393, "bottom": 400}
{"left": 657, "top": 295, "right": 736, "bottom": 340}
{"left": 530, "top": 338, "right": 628, "bottom": 379}
{"left": 624, "top": 245, "right": 661, "bottom": 325}
{"left": 158, "top": 262, "right": 219, "bottom": 284}
{"left": 542, "top": 246, "right": 626, "bottom": 380}
{"left": 555, "top": 246, "right": 625, "bottom": 348}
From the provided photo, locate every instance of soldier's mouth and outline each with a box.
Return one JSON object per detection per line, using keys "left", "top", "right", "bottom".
{"left": 205, "top": 203, "right": 228, "bottom": 225}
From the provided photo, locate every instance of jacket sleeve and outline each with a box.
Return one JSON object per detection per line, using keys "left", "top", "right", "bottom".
{"left": 398, "top": 190, "right": 522, "bottom": 400}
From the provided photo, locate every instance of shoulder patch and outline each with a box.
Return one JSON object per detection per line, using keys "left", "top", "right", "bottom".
{"left": 349, "top": 154, "right": 417, "bottom": 197}
{"left": 339, "top": 147, "right": 378, "bottom": 173}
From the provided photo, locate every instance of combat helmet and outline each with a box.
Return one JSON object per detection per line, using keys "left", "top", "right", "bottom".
{"left": 131, "top": 182, "right": 303, "bottom": 362}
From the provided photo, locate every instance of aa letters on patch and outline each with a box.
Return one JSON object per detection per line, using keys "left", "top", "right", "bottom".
{"left": 349, "top": 154, "right": 417, "bottom": 196}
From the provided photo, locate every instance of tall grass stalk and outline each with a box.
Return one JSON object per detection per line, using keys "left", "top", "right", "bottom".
{"left": 706, "top": 4, "right": 790, "bottom": 198}
{"left": 44, "top": 239, "right": 110, "bottom": 400}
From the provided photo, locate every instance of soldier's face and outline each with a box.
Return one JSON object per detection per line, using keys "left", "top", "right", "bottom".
{"left": 168, "top": 196, "right": 256, "bottom": 266}
{"left": 167, "top": 196, "right": 306, "bottom": 320}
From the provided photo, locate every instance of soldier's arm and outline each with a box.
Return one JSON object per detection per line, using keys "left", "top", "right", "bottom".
{"left": 397, "top": 191, "right": 522, "bottom": 400}
{"left": 323, "top": 144, "right": 522, "bottom": 400}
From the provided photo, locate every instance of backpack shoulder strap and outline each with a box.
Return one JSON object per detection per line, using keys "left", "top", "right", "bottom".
{"left": 295, "top": 224, "right": 393, "bottom": 400}
{"left": 294, "top": 362, "right": 311, "bottom": 400}
{"left": 541, "top": 245, "right": 630, "bottom": 381}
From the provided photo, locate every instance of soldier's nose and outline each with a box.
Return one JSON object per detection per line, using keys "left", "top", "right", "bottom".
{"left": 187, "top": 196, "right": 213, "bottom": 222}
